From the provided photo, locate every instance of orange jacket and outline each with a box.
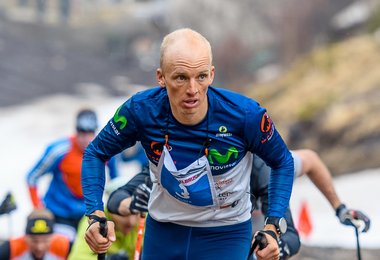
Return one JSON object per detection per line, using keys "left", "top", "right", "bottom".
{"left": 0, "top": 234, "right": 70, "bottom": 260}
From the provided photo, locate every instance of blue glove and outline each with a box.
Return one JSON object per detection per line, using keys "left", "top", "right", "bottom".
{"left": 336, "top": 204, "right": 370, "bottom": 232}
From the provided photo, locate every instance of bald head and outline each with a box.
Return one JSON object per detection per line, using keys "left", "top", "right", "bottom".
{"left": 159, "top": 28, "right": 213, "bottom": 71}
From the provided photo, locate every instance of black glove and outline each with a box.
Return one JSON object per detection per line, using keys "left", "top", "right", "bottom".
{"left": 278, "top": 239, "right": 290, "bottom": 260}
{"left": 336, "top": 204, "right": 371, "bottom": 232}
{"left": 129, "top": 177, "right": 152, "bottom": 214}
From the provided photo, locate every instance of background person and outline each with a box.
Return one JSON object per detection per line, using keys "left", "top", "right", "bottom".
{"left": 251, "top": 149, "right": 371, "bottom": 259}
{"left": 292, "top": 149, "right": 370, "bottom": 232}
{"left": 26, "top": 109, "right": 118, "bottom": 242}
{"left": 0, "top": 208, "right": 71, "bottom": 260}
{"left": 68, "top": 204, "right": 142, "bottom": 260}
{"left": 69, "top": 166, "right": 150, "bottom": 260}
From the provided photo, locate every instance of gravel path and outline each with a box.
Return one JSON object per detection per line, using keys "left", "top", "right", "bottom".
{"left": 295, "top": 245, "right": 380, "bottom": 260}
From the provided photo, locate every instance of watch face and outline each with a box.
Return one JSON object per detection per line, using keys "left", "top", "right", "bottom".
{"left": 279, "top": 217, "right": 287, "bottom": 233}
{"left": 266, "top": 217, "right": 287, "bottom": 234}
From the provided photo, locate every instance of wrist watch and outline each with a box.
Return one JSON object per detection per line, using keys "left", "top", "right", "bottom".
{"left": 264, "top": 216, "right": 287, "bottom": 235}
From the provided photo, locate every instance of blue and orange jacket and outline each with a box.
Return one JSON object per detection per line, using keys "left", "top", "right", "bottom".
{"left": 0, "top": 234, "right": 70, "bottom": 259}
{"left": 26, "top": 136, "right": 118, "bottom": 220}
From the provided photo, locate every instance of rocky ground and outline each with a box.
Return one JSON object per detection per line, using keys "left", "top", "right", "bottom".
{"left": 295, "top": 245, "right": 380, "bottom": 260}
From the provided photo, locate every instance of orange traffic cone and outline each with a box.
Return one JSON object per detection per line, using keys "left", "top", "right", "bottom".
{"left": 297, "top": 200, "right": 313, "bottom": 238}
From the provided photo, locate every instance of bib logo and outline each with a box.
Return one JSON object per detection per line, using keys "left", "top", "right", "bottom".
{"left": 208, "top": 146, "right": 238, "bottom": 165}
{"left": 216, "top": 125, "right": 232, "bottom": 137}
{"left": 113, "top": 106, "right": 127, "bottom": 130}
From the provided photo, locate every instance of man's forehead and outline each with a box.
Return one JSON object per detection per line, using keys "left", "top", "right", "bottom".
{"left": 163, "top": 44, "right": 211, "bottom": 69}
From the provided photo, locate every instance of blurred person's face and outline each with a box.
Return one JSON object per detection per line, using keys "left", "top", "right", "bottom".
{"left": 157, "top": 36, "right": 214, "bottom": 125}
{"left": 111, "top": 213, "right": 139, "bottom": 235}
{"left": 76, "top": 131, "right": 96, "bottom": 152}
{"left": 26, "top": 234, "right": 52, "bottom": 259}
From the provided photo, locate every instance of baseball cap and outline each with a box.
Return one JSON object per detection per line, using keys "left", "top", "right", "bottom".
{"left": 25, "top": 209, "right": 54, "bottom": 235}
{"left": 76, "top": 109, "right": 98, "bottom": 132}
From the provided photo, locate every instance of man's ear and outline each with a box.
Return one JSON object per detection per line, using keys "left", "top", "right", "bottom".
{"left": 209, "top": 65, "right": 215, "bottom": 85}
{"left": 156, "top": 68, "right": 166, "bottom": 87}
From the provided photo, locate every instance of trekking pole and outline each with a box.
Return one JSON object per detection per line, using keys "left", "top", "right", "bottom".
{"left": 134, "top": 214, "right": 146, "bottom": 260}
{"left": 8, "top": 214, "right": 12, "bottom": 238}
{"left": 98, "top": 218, "right": 108, "bottom": 260}
{"left": 247, "top": 231, "right": 268, "bottom": 260}
{"left": 354, "top": 226, "right": 362, "bottom": 260}
{"left": 0, "top": 192, "right": 17, "bottom": 239}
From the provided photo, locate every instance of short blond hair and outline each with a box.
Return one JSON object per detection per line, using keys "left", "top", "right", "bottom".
{"left": 159, "top": 28, "right": 213, "bottom": 69}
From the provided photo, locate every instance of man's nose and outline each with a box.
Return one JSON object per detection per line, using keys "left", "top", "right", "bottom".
{"left": 187, "top": 78, "right": 198, "bottom": 95}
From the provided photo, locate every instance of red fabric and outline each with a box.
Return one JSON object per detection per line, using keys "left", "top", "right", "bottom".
{"left": 59, "top": 136, "right": 84, "bottom": 198}
{"left": 297, "top": 200, "right": 313, "bottom": 238}
{"left": 28, "top": 186, "right": 43, "bottom": 208}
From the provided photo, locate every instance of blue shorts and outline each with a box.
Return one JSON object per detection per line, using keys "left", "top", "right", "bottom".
{"left": 142, "top": 215, "right": 252, "bottom": 260}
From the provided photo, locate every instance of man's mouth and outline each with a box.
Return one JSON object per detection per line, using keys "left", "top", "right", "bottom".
{"left": 183, "top": 99, "right": 199, "bottom": 108}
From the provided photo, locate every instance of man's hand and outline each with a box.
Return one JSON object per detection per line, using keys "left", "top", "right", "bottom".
{"left": 254, "top": 230, "right": 280, "bottom": 260}
{"left": 129, "top": 177, "right": 152, "bottom": 214}
{"left": 85, "top": 213, "right": 116, "bottom": 254}
{"left": 336, "top": 204, "right": 371, "bottom": 232}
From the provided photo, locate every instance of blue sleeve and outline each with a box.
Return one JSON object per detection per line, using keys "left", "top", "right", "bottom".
{"left": 252, "top": 158, "right": 300, "bottom": 257}
{"left": 280, "top": 209, "right": 301, "bottom": 257}
{"left": 106, "top": 156, "right": 118, "bottom": 179}
{"left": 245, "top": 101, "right": 294, "bottom": 217}
{"left": 82, "top": 100, "right": 140, "bottom": 215}
{"left": 26, "top": 141, "right": 66, "bottom": 186}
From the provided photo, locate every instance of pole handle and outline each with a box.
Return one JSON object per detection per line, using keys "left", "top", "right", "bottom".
{"left": 98, "top": 218, "right": 108, "bottom": 260}
{"left": 247, "top": 231, "right": 268, "bottom": 259}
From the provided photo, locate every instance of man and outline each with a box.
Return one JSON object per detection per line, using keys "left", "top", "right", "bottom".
{"left": 0, "top": 208, "right": 71, "bottom": 260}
{"left": 26, "top": 109, "right": 118, "bottom": 242}
{"left": 68, "top": 196, "right": 143, "bottom": 259}
{"left": 251, "top": 149, "right": 371, "bottom": 259}
{"left": 73, "top": 165, "right": 151, "bottom": 260}
{"left": 288, "top": 149, "right": 370, "bottom": 233}
{"left": 82, "top": 28, "right": 294, "bottom": 260}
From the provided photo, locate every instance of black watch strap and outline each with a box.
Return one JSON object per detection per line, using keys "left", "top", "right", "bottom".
{"left": 265, "top": 216, "right": 287, "bottom": 235}
{"left": 87, "top": 215, "right": 108, "bottom": 230}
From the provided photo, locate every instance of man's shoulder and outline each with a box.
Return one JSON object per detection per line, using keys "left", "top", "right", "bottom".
{"left": 50, "top": 234, "right": 71, "bottom": 256}
{"left": 121, "top": 87, "right": 168, "bottom": 118}
{"left": 45, "top": 137, "right": 71, "bottom": 155}
{"left": 131, "top": 86, "right": 165, "bottom": 103}
{"left": 209, "top": 86, "right": 260, "bottom": 110}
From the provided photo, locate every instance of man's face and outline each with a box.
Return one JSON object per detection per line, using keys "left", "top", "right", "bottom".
{"left": 76, "top": 131, "right": 96, "bottom": 152}
{"left": 26, "top": 234, "right": 52, "bottom": 259}
{"left": 157, "top": 39, "right": 214, "bottom": 125}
